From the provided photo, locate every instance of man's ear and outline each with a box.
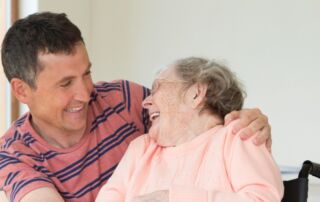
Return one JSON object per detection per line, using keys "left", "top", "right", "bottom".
{"left": 190, "top": 83, "right": 208, "bottom": 109}
{"left": 10, "top": 78, "right": 32, "bottom": 104}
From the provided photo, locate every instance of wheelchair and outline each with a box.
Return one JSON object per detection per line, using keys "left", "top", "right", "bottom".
{"left": 282, "top": 160, "right": 320, "bottom": 202}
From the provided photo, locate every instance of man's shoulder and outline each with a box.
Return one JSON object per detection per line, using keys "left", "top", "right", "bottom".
{"left": 94, "top": 80, "right": 145, "bottom": 91}
{"left": 1, "top": 113, "right": 35, "bottom": 153}
{"left": 91, "top": 79, "right": 148, "bottom": 108}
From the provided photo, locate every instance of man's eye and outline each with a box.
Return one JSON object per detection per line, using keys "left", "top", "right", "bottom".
{"left": 85, "top": 70, "right": 91, "bottom": 76}
{"left": 60, "top": 80, "right": 71, "bottom": 87}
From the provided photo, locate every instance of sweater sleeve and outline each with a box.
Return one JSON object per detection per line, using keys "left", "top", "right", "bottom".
{"left": 95, "top": 135, "right": 147, "bottom": 202}
{"left": 169, "top": 125, "right": 284, "bottom": 202}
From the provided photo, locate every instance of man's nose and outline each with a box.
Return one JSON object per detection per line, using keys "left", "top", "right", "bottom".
{"left": 75, "top": 80, "right": 93, "bottom": 102}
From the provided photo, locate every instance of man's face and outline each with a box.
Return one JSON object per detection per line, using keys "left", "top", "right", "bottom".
{"left": 26, "top": 43, "right": 94, "bottom": 137}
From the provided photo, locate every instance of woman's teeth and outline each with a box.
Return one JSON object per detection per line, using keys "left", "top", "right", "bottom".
{"left": 150, "top": 112, "right": 160, "bottom": 121}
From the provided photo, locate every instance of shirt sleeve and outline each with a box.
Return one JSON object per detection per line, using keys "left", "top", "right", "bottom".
{"left": 169, "top": 125, "right": 284, "bottom": 202}
{"left": 120, "top": 80, "right": 150, "bottom": 134}
{"left": 0, "top": 150, "right": 55, "bottom": 202}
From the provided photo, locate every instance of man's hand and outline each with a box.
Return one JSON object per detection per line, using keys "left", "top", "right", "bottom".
{"left": 224, "top": 108, "right": 272, "bottom": 151}
{"left": 21, "top": 187, "right": 65, "bottom": 202}
{"left": 133, "top": 190, "right": 169, "bottom": 202}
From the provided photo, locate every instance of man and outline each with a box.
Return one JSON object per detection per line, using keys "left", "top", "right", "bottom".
{"left": 0, "top": 12, "right": 271, "bottom": 202}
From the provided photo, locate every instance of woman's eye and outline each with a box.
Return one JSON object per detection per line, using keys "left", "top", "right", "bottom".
{"left": 151, "top": 82, "right": 159, "bottom": 94}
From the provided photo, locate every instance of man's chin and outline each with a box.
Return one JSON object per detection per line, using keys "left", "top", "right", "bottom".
{"left": 65, "top": 121, "right": 86, "bottom": 133}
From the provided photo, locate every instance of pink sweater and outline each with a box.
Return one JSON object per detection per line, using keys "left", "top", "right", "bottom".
{"left": 96, "top": 124, "right": 284, "bottom": 202}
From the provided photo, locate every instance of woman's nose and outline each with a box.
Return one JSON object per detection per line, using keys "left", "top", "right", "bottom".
{"left": 142, "top": 95, "right": 152, "bottom": 109}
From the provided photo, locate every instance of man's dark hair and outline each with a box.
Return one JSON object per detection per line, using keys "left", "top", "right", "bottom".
{"left": 1, "top": 12, "right": 84, "bottom": 88}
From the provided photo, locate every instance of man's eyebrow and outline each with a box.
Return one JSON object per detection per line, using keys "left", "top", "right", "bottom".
{"left": 86, "top": 62, "right": 92, "bottom": 70}
{"left": 56, "top": 75, "right": 75, "bottom": 85}
{"left": 56, "top": 63, "right": 92, "bottom": 85}
{"left": 83, "top": 63, "right": 92, "bottom": 75}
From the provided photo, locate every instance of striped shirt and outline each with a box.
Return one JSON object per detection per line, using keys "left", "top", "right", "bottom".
{"left": 0, "top": 80, "right": 150, "bottom": 202}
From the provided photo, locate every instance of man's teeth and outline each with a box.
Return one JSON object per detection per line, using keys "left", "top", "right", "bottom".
{"left": 150, "top": 112, "right": 160, "bottom": 121}
{"left": 66, "top": 106, "right": 83, "bottom": 112}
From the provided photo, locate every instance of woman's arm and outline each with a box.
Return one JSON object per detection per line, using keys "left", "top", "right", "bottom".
{"left": 169, "top": 129, "right": 283, "bottom": 202}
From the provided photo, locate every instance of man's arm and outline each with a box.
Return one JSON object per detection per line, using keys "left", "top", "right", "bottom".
{"left": 0, "top": 146, "right": 59, "bottom": 201}
{"left": 21, "top": 187, "right": 64, "bottom": 202}
{"left": 121, "top": 80, "right": 150, "bottom": 133}
{"left": 224, "top": 108, "right": 272, "bottom": 150}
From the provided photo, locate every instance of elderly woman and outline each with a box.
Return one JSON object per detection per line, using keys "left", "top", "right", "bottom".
{"left": 96, "top": 57, "right": 283, "bottom": 202}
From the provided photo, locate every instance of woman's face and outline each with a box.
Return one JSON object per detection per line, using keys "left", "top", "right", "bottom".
{"left": 142, "top": 66, "right": 193, "bottom": 146}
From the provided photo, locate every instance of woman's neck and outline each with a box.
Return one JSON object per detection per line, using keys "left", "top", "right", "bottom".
{"left": 173, "top": 112, "right": 223, "bottom": 146}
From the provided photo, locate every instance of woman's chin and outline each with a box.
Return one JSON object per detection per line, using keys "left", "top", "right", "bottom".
{"left": 156, "top": 141, "right": 175, "bottom": 147}
{"left": 151, "top": 134, "right": 175, "bottom": 147}
{"left": 148, "top": 124, "right": 159, "bottom": 136}
{"left": 148, "top": 122, "right": 175, "bottom": 147}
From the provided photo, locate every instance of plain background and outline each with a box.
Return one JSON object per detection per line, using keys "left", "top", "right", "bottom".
{"left": 1, "top": 0, "right": 319, "bottom": 201}
{"left": 18, "top": 0, "right": 320, "bottom": 169}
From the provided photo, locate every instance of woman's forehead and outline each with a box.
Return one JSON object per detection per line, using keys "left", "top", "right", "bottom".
{"left": 155, "top": 65, "right": 177, "bottom": 80}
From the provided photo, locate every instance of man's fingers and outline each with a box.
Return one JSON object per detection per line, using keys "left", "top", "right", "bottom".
{"left": 245, "top": 108, "right": 262, "bottom": 120}
{"left": 133, "top": 195, "right": 147, "bottom": 202}
{"left": 234, "top": 113, "right": 267, "bottom": 136}
{"left": 224, "top": 110, "right": 240, "bottom": 125}
{"left": 231, "top": 116, "right": 252, "bottom": 135}
{"left": 238, "top": 127, "right": 254, "bottom": 140}
{"left": 252, "top": 124, "right": 271, "bottom": 146}
{"left": 266, "top": 135, "right": 272, "bottom": 153}
{"left": 133, "top": 190, "right": 169, "bottom": 202}
{"left": 225, "top": 108, "right": 272, "bottom": 148}
{"left": 225, "top": 108, "right": 264, "bottom": 127}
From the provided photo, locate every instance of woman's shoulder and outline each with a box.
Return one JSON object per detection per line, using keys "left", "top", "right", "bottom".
{"left": 127, "top": 134, "right": 155, "bottom": 153}
{"left": 210, "top": 120, "right": 240, "bottom": 141}
{"left": 211, "top": 120, "right": 255, "bottom": 153}
{"left": 220, "top": 120, "right": 244, "bottom": 140}
{"left": 130, "top": 134, "right": 149, "bottom": 146}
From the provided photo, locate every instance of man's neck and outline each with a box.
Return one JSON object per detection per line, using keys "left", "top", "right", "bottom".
{"left": 30, "top": 117, "right": 86, "bottom": 149}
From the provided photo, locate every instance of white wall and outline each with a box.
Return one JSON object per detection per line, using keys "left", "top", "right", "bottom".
{"left": 90, "top": 0, "right": 320, "bottom": 167}
{"left": 38, "top": 0, "right": 92, "bottom": 51}
{"left": 90, "top": 1, "right": 134, "bottom": 82}
{"left": 24, "top": 0, "right": 320, "bottom": 167}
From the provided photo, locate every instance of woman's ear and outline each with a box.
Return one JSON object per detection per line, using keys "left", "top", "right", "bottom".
{"left": 190, "top": 83, "right": 207, "bottom": 109}
{"left": 10, "top": 78, "right": 32, "bottom": 104}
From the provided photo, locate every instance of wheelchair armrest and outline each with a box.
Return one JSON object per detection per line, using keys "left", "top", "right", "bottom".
{"left": 298, "top": 160, "right": 320, "bottom": 179}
